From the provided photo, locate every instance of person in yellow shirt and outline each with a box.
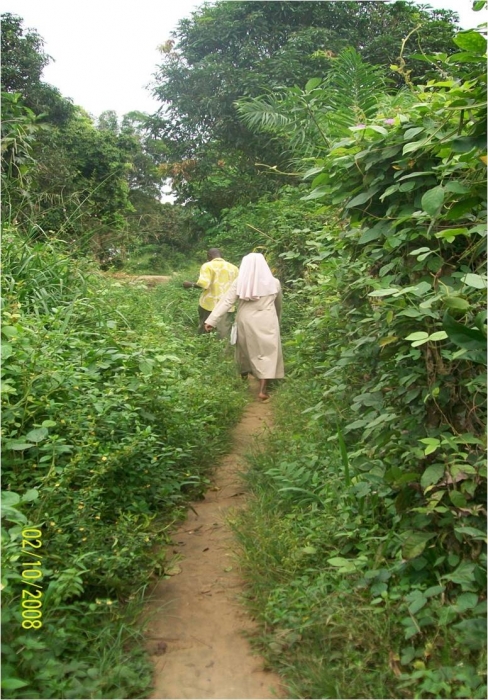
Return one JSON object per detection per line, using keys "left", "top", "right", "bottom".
{"left": 183, "top": 248, "right": 239, "bottom": 337}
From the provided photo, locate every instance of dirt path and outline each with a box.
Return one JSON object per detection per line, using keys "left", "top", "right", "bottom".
{"left": 107, "top": 273, "right": 172, "bottom": 287}
{"left": 144, "top": 379, "right": 284, "bottom": 699}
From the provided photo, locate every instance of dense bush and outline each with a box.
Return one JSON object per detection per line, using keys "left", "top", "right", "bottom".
{"left": 233, "top": 21, "right": 486, "bottom": 700}
{"left": 1, "top": 231, "right": 246, "bottom": 698}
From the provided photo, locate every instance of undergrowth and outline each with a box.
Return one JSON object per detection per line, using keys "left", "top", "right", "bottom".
{"left": 1, "top": 230, "right": 246, "bottom": 699}
{"left": 234, "top": 377, "right": 486, "bottom": 699}
{"left": 231, "top": 24, "right": 486, "bottom": 700}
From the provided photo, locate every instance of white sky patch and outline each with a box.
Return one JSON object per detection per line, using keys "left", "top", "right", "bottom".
{"left": 2, "top": 0, "right": 203, "bottom": 117}
{"left": 2, "top": 1, "right": 486, "bottom": 118}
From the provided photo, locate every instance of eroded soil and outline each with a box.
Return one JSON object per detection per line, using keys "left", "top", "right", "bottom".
{"left": 107, "top": 273, "right": 172, "bottom": 287}
{"left": 144, "top": 380, "right": 284, "bottom": 699}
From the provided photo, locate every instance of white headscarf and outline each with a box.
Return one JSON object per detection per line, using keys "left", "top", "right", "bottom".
{"left": 235, "top": 253, "right": 279, "bottom": 300}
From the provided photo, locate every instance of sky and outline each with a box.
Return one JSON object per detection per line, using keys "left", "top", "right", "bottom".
{"left": 2, "top": 0, "right": 486, "bottom": 119}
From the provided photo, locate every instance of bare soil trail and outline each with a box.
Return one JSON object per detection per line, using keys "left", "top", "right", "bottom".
{"left": 144, "top": 379, "right": 284, "bottom": 700}
{"left": 107, "top": 273, "right": 172, "bottom": 287}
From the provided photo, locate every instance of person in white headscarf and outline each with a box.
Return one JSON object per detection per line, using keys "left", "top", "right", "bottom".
{"left": 204, "top": 252, "right": 284, "bottom": 400}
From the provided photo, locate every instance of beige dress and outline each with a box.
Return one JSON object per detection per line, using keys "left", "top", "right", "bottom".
{"left": 206, "top": 279, "right": 284, "bottom": 379}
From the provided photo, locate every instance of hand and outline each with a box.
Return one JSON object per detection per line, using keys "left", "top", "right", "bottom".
{"left": 183, "top": 281, "right": 194, "bottom": 289}
{"left": 204, "top": 323, "right": 214, "bottom": 332}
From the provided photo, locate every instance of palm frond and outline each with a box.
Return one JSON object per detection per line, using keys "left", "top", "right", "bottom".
{"left": 235, "top": 48, "right": 394, "bottom": 157}
{"left": 235, "top": 96, "right": 292, "bottom": 132}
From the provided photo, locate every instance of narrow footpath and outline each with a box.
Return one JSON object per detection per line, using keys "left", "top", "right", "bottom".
{"left": 144, "top": 379, "right": 284, "bottom": 699}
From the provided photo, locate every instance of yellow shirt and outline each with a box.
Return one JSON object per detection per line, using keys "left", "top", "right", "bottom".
{"left": 197, "top": 258, "right": 239, "bottom": 311}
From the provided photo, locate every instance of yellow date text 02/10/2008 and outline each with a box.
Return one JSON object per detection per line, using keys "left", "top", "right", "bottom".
{"left": 20, "top": 528, "right": 43, "bottom": 629}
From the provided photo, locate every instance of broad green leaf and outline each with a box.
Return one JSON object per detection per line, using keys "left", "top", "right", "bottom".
{"left": 443, "top": 296, "right": 470, "bottom": 311}
{"left": 302, "top": 187, "right": 328, "bottom": 201}
{"left": 398, "top": 171, "right": 435, "bottom": 181}
{"left": 305, "top": 77, "right": 322, "bottom": 92}
{"left": 303, "top": 165, "right": 324, "bottom": 179}
{"left": 429, "top": 331, "right": 448, "bottom": 342}
{"left": 42, "top": 420, "right": 57, "bottom": 428}
{"left": 444, "top": 181, "right": 470, "bottom": 194}
{"left": 421, "top": 464, "right": 445, "bottom": 489}
{"left": 21, "top": 489, "right": 39, "bottom": 503}
{"left": 1, "top": 343, "right": 13, "bottom": 360}
{"left": 328, "top": 557, "right": 354, "bottom": 568}
{"left": 453, "top": 30, "right": 487, "bottom": 55}
{"left": 411, "top": 281, "right": 432, "bottom": 297}
{"left": 25, "top": 427, "right": 48, "bottom": 443}
{"left": 399, "top": 181, "right": 416, "bottom": 192}
{"left": 409, "top": 247, "right": 430, "bottom": 256}
{"left": 402, "top": 140, "right": 425, "bottom": 155}
{"left": 138, "top": 360, "right": 154, "bottom": 375}
{"left": 443, "top": 312, "right": 487, "bottom": 356}
{"left": 365, "top": 125, "right": 388, "bottom": 136}
{"left": 2, "top": 326, "right": 18, "bottom": 338}
{"left": 5, "top": 441, "right": 35, "bottom": 451}
{"left": 402, "top": 531, "right": 436, "bottom": 559}
{"left": 461, "top": 273, "right": 487, "bottom": 289}
{"left": 1, "top": 679, "right": 29, "bottom": 691}
{"left": 457, "top": 433, "right": 484, "bottom": 445}
{"left": 475, "top": 310, "right": 487, "bottom": 333}
{"left": 445, "top": 197, "right": 479, "bottom": 220}
{"left": 448, "top": 52, "right": 486, "bottom": 63}
{"left": 449, "top": 490, "right": 467, "bottom": 508}
{"left": 1, "top": 491, "right": 21, "bottom": 506}
{"left": 424, "top": 585, "right": 445, "bottom": 597}
{"left": 456, "top": 593, "right": 479, "bottom": 612}
{"left": 359, "top": 227, "right": 383, "bottom": 244}
{"left": 368, "top": 288, "right": 399, "bottom": 297}
{"left": 405, "top": 332, "right": 429, "bottom": 341}
{"left": 379, "top": 184, "right": 400, "bottom": 200}
{"left": 346, "top": 189, "right": 377, "bottom": 208}
{"left": 454, "top": 525, "right": 487, "bottom": 541}
{"left": 435, "top": 227, "right": 468, "bottom": 241}
{"left": 404, "top": 127, "right": 425, "bottom": 140}
{"left": 378, "top": 335, "right": 398, "bottom": 347}
{"left": 408, "top": 594, "right": 428, "bottom": 614}
{"left": 451, "top": 137, "right": 479, "bottom": 153}
{"left": 421, "top": 186, "right": 445, "bottom": 216}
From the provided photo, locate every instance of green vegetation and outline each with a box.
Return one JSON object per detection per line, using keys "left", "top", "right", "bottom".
{"left": 2, "top": 2, "right": 486, "bottom": 698}
{"left": 1, "top": 13, "right": 196, "bottom": 269}
{"left": 231, "top": 14, "right": 487, "bottom": 700}
{"left": 152, "top": 0, "right": 459, "bottom": 217}
{"left": 1, "top": 231, "right": 245, "bottom": 698}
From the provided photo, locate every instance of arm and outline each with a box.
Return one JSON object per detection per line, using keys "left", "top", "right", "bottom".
{"left": 183, "top": 263, "right": 211, "bottom": 289}
{"left": 274, "top": 280, "right": 282, "bottom": 321}
{"left": 205, "top": 280, "right": 238, "bottom": 329}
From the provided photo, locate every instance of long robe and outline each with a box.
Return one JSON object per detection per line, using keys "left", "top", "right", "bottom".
{"left": 206, "top": 278, "right": 284, "bottom": 379}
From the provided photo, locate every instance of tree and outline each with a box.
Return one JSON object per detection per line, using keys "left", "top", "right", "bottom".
{"left": 1, "top": 13, "right": 49, "bottom": 94}
{"left": 1, "top": 12, "right": 74, "bottom": 125}
{"left": 151, "top": 1, "right": 460, "bottom": 216}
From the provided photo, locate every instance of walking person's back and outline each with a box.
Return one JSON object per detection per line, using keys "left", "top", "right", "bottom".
{"left": 204, "top": 252, "right": 284, "bottom": 400}
{"left": 183, "top": 248, "right": 238, "bottom": 337}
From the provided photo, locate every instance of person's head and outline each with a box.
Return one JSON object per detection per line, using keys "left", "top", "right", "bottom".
{"left": 236, "top": 252, "right": 277, "bottom": 300}
{"left": 207, "top": 248, "right": 222, "bottom": 261}
{"left": 239, "top": 252, "right": 270, "bottom": 274}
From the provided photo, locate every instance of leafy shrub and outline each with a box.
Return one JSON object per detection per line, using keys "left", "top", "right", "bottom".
{"left": 1, "top": 231, "right": 246, "bottom": 698}
{"left": 233, "top": 21, "right": 486, "bottom": 700}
